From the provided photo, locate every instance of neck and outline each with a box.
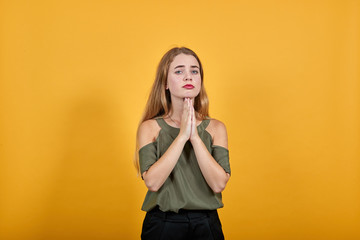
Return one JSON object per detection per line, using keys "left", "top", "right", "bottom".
{"left": 169, "top": 97, "right": 194, "bottom": 121}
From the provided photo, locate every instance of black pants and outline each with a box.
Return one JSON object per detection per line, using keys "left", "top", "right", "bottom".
{"left": 141, "top": 206, "right": 225, "bottom": 240}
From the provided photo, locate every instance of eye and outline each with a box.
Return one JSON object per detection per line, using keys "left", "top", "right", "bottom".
{"left": 192, "top": 70, "right": 199, "bottom": 74}
{"left": 175, "top": 70, "right": 182, "bottom": 74}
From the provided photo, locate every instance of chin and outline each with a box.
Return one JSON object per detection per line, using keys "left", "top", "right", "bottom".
{"left": 183, "top": 94, "right": 198, "bottom": 99}
{"left": 171, "top": 91, "right": 200, "bottom": 100}
{"left": 184, "top": 91, "right": 200, "bottom": 98}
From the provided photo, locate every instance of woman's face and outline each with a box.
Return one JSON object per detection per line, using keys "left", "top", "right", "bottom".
{"left": 167, "top": 53, "right": 201, "bottom": 100}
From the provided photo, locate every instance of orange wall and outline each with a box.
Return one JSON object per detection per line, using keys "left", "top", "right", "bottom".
{"left": 0, "top": 0, "right": 359, "bottom": 239}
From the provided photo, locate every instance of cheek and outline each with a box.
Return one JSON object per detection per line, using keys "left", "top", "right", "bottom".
{"left": 195, "top": 77, "right": 202, "bottom": 87}
{"left": 167, "top": 76, "right": 179, "bottom": 90}
{"left": 167, "top": 77, "right": 176, "bottom": 87}
{"left": 194, "top": 79, "right": 202, "bottom": 94}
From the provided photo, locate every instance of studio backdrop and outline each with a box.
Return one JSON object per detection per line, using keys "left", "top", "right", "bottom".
{"left": 0, "top": 0, "right": 359, "bottom": 239}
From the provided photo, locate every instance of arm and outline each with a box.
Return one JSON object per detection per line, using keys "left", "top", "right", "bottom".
{"left": 189, "top": 106, "right": 230, "bottom": 193}
{"left": 141, "top": 134, "right": 187, "bottom": 192}
{"left": 139, "top": 101, "right": 192, "bottom": 192}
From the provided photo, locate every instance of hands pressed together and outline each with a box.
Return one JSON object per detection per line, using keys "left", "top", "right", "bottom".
{"left": 142, "top": 97, "right": 229, "bottom": 193}
{"left": 178, "top": 98, "right": 200, "bottom": 143}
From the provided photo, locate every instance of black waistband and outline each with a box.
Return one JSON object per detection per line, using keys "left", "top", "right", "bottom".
{"left": 148, "top": 206, "right": 217, "bottom": 222}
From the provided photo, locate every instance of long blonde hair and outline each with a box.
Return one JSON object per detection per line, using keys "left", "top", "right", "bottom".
{"left": 134, "top": 47, "right": 209, "bottom": 174}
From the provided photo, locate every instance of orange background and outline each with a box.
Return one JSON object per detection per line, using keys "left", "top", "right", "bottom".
{"left": 0, "top": 0, "right": 359, "bottom": 239}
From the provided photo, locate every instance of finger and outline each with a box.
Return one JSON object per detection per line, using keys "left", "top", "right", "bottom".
{"left": 188, "top": 102, "right": 192, "bottom": 120}
{"left": 188, "top": 99, "right": 191, "bottom": 118}
{"left": 183, "top": 98, "right": 189, "bottom": 114}
{"left": 184, "top": 98, "right": 191, "bottom": 121}
{"left": 192, "top": 105, "right": 195, "bottom": 125}
{"left": 190, "top": 104, "right": 194, "bottom": 123}
{"left": 191, "top": 106, "right": 196, "bottom": 137}
{"left": 189, "top": 99, "right": 193, "bottom": 115}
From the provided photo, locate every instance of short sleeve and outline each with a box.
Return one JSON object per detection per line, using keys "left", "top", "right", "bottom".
{"left": 139, "top": 142, "right": 158, "bottom": 177}
{"left": 212, "top": 146, "right": 231, "bottom": 175}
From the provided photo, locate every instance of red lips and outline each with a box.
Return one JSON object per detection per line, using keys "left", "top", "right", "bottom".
{"left": 183, "top": 84, "right": 194, "bottom": 89}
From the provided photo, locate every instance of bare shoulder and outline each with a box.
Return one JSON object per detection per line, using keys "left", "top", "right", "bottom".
{"left": 206, "top": 118, "right": 227, "bottom": 135}
{"left": 137, "top": 119, "right": 161, "bottom": 149}
{"left": 206, "top": 118, "right": 228, "bottom": 149}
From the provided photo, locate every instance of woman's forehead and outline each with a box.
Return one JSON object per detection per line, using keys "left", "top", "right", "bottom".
{"left": 170, "top": 54, "right": 199, "bottom": 68}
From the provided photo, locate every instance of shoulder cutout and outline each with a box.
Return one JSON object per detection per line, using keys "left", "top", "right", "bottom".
{"left": 137, "top": 119, "right": 161, "bottom": 149}
{"left": 206, "top": 118, "right": 228, "bottom": 149}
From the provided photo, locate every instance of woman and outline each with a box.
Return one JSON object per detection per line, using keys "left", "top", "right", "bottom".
{"left": 135, "top": 47, "right": 231, "bottom": 240}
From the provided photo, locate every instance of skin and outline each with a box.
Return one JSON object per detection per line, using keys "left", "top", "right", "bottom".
{"left": 138, "top": 53, "right": 230, "bottom": 193}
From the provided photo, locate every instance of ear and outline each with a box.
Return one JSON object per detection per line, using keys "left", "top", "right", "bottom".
{"left": 165, "top": 83, "right": 169, "bottom": 90}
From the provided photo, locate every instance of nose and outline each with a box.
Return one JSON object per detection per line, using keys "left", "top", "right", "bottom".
{"left": 184, "top": 70, "right": 192, "bottom": 81}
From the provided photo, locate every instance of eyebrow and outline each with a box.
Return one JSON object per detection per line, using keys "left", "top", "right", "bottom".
{"left": 174, "top": 65, "right": 199, "bottom": 69}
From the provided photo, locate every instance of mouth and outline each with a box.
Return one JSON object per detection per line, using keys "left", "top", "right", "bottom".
{"left": 183, "top": 84, "right": 194, "bottom": 89}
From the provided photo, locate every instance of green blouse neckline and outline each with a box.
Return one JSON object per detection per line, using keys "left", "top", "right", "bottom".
{"left": 156, "top": 117, "right": 210, "bottom": 133}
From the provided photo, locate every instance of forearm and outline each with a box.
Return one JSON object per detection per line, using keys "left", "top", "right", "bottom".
{"left": 143, "top": 135, "right": 187, "bottom": 192}
{"left": 191, "top": 137, "right": 229, "bottom": 193}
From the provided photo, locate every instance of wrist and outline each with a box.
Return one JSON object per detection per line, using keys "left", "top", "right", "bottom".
{"left": 190, "top": 134, "right": 201, "bottom": 144}
{"left": 176, "top": 134, "right": 188, "bottom": 145}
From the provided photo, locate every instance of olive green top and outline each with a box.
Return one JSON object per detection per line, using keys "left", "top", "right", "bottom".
{"left": 139, "top": 117, "right": 231, "bottom": 213}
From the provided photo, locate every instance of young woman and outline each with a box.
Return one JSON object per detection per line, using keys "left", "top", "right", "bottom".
{"left": 135, "top": 47, "right": 231, "bottom": 240}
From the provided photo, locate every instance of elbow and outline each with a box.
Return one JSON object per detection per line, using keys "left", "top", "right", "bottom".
{"left": 211, "top": 180, "right": 227, "bottom": 193}
{"left": 212, "top": 173, "right": 230, "bottom": 193}
{"left": 143, "top": 171, "right": 160, "bottom": 192}
{"left": 212, "top": 184, "right": 226, "bottom": 194}
{"left": 144, "top": 178, "right": 161, "bottom": 192}
{"left": 147, "top": 185, "right": 160, "bottom": 192}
